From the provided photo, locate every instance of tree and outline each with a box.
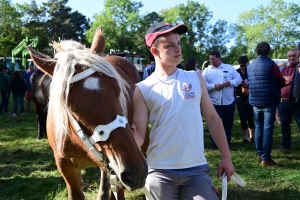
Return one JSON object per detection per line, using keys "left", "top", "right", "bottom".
{"left": 160, "top": 0, "right": 233, "bottom": 65}
{"left": 42, "top": 0, "right": 90, "bottom": 44}
{"left": 236, "top": 0, "right": 300, "bottom": 59}
{"left": 86, "top": 0, "right": 142, "bottom": 53}
{"left": 0, "top": 0, "right": 23, "bottom": 56}
{"left": 16, "top": 0, "right": 49, "bottom": 53}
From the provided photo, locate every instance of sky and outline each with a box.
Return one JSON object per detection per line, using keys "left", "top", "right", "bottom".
{"left": 12, "top": 0, "right": 297, "bottom": 24}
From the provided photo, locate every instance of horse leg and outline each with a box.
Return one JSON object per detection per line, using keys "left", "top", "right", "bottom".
{"left": 36, "top": 113, "right": 43, "bottom": 140}
{"left": 56, "top": 157, "right": 84, "bottom": 200}
{"left": 97, "top": 169, "right": 111, "bottom": 200}
{"left": 116, "top": 189, "right": 125, "bottom": 200}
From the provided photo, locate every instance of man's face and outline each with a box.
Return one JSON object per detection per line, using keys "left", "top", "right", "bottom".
{"left": 152, "top": 32, "right": 182, "bottom": 67}
{"left": 209, "top": 55, "right": 221, "bottom": 67}
{"left": 287, "top": 51, "right": 298, "bottom": 64}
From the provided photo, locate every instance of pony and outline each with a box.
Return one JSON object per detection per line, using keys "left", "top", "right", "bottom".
{"left": 27, "top": 27, "right": 148, "bottom": 200}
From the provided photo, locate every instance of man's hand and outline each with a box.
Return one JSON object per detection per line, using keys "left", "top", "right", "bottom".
{"left": 222, "top": 81, "right": 231, "bottom": 87}
{"left": 217, "top": 159, "right": 235, "bottom": 181}
{"left": 215, "top": 83, "right": 224, "bottom": 90}
{"left": 283, "top": 76, "right": 290, "bottom": 85}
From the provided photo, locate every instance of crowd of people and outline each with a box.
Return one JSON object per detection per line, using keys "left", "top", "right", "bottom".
{"left": 0, "top": 66, "right": 35, "bottom": 117}
{"left": 136, "top": 22, "right": 300, "bottom": 199}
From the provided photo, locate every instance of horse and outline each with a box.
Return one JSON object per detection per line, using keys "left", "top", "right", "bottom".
{"left": 27, "top": 27, "right": 148, "bottom": 200}
{"left": 30, "top": 69, "right": 51, "bottom": 140}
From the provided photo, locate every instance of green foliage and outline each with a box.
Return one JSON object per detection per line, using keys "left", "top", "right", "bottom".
{"left": 86, "top": 0, "right": 142, "bottom": 54}
{"left": 0, "top": 0, "right": 23, "bottom": 56}
{"left": 236, "top": 0, "right": 300, "bottom": 59}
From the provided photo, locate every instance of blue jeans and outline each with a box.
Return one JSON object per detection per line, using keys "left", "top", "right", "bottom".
{"left": 0, "top": 90, "right": 10, "bottom": 112}
{"left": 145, "top": 165, "right": 219, "bottom": 200}
{"left": 12, "top": 92, "right": 25, "bottom": 114}
{"left": 279, "top": 99, "right": 300, "bottom": 149}
{"left": 211, "top": 101, "right": 235, "bottom": 146}
{"left": 253, "top": 105, "right": 276, "bottom": 161}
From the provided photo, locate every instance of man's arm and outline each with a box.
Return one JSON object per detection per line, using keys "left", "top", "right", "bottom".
{"left": 229, "top": 67, "right": 242, "bottom": 87}
{"left": 273, "top": 64, "right": 285, "bottom": 87}
{"left": 202, "top": 68, "right": 224, "bottom": 90}
{"left": 131, "top": 86, "right": 149, "bottom": 147}
{"left": 196, "top": 72, "right": 235, "bottom": 180}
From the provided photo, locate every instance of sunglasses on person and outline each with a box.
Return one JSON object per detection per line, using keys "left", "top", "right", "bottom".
{"left": 240, "top": 64, "right": 247, "bottom": 67}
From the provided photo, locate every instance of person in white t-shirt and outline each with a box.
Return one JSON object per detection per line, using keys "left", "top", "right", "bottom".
{"left": 131, "top": 22, "right": 235, "bottom": 200}
{"left": 202, "top": 51, "right": 242, "bottom": 149}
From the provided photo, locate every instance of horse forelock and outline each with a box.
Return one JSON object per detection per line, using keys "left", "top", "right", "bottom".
{"left": 49, "top": 40, "right": 129, "bottom": 156}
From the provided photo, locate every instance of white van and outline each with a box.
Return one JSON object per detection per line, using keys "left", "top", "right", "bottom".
{"left": 272, "top": 59, "right": 288, "bottom": 67}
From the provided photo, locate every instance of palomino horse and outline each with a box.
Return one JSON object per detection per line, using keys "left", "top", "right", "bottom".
{"left": 27, "top": 27, "right": 148, "bottom": 200}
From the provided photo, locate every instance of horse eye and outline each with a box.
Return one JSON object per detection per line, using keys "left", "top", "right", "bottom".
{"left": 99, "top": 130, "right": 104, "bottom": 135}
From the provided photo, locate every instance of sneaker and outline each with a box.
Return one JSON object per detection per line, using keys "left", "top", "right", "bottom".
{"left": 242, "top": 139, "right": 249, "bottom": 144}
{"left": 21, "top": 113, "right": 25, "bottom": 116}
{"left": 261, "top": 159, "right": 282, "bottom": 166}
{"left": 250, "top": 138, "right": 255, "bottom": 143}
{"left": 11, "top": 113, "right": 17, "bottom": 117}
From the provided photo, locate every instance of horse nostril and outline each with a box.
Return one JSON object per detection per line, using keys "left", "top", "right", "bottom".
{"left": 120, "top": 171, "right": 137, "bottom": 189}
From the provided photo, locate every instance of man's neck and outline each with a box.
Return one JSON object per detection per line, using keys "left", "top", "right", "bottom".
{"left": 154, "top": 63, "right": 177, "bottom": 76}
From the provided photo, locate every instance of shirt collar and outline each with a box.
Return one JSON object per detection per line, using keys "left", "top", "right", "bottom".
{"left": 212, "top": 63, "right": 223, "bottom": 69}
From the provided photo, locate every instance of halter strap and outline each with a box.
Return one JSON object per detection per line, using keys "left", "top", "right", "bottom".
{"left": 71, "top": 117, "right": 104, "bottom": 162}
{"left": 70, "top": 68, "right": 96, "bottom": 83}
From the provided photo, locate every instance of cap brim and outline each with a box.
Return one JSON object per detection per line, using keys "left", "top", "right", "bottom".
{"left": 145, "top": 24, "right": 188, "bottom": 48}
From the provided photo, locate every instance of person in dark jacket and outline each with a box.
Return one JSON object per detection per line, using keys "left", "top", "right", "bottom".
{"left": 142, "top": 53, "right": 156, "bottom": 80}
{"left": 10, "top": 71, "right": 27, "bottom": 117}
{"left": 234, "top": 55, "right": 255, "bottom": 144}
{"left": 0, "top": 66, "right": 11, "bottom": 114}
{"left": 247, "top": 42, "right": 285, "bottom": 166}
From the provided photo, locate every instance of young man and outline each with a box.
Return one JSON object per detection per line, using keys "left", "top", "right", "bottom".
{"left": 247, "top": 42, "right": 285, "bottom": 166}
{"left": 202, "top": 50, "right": 242, "bottom": 148}
{"left": 131, "top": 22, "right": 235, "bottom": 199}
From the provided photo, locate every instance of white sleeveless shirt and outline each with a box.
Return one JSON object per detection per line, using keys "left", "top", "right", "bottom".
{"left": 137, "top": 69, "right": 207, "bottom": 169}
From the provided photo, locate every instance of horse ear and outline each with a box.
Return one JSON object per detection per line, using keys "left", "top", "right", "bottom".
{"left": 26, "top": 47, "right": 56, "bottom": 77}
{"left": 90, "top": 26, "right": 106, "bottom": 55}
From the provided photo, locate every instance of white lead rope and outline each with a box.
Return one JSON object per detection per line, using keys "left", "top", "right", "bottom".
{"left": 222, "top": 172, "right": 246, "bottom": 200}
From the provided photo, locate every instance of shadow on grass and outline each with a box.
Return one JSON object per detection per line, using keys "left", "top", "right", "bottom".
{"left": 0, "top": 176, "right": 66, "bottom": 200}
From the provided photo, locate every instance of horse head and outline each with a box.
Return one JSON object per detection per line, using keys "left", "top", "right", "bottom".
{"left": 27, "top": 30, "right": 147, "bottom": 192}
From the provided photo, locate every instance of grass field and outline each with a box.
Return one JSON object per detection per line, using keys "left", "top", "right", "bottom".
{"left": 1, "top": 98, "right": 300, "bottom": 200}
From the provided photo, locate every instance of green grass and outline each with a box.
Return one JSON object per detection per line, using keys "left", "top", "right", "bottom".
{"left": 1, "top": 98, "right": 300, "bottom": 199}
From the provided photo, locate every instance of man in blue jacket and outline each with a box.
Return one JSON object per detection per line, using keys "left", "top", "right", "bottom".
{"left": 247, "top": 42, "right": 285, "bottom": 166}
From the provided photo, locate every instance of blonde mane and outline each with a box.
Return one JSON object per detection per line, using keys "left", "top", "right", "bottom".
{"left": 48, "top": 40, "right": 129, "bottom": 155}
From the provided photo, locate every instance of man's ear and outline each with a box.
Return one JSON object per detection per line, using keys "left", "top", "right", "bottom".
{"left": 150, "top": 47, "right": 158, "bottom": 56}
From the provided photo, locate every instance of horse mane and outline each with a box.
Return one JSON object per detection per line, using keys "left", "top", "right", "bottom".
{"left": 48, "top": 40, "right": 129, "bottom": 155}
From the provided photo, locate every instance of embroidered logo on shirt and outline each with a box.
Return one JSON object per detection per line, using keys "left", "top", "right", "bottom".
{"left": 182, "top": 83, "right": 195, "bottom": 99}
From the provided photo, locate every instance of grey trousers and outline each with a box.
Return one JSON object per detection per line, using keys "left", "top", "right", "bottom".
{"left": 145, "top": 164, "right": 219, "bottom": 200}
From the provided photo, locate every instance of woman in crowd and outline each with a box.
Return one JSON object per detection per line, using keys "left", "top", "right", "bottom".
{"left": 234, "top": 55, "right": 255, "bottom": 143}
{"left": 183, "top": 57, "right": 202, "bottom": 73}
{"left": 10, "top": 71, "right": 27, "bottom": 117}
